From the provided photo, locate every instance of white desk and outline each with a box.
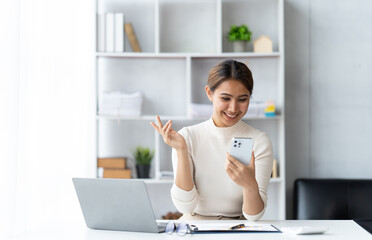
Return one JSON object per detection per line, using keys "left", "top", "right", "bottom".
{"left": 9, "top": 220, "right": 372, "bottom": 240}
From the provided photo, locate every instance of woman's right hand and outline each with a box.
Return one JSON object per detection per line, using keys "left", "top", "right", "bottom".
{"left": 150, "top": 115, "right": 186, "bottom": 151}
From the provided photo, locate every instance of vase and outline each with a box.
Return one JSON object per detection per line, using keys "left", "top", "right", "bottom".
{"left": 136, "top": 165, "right": 150, "bottom": 178}
{"left": 232, "top": 41, "right": 247, "bottom": 52}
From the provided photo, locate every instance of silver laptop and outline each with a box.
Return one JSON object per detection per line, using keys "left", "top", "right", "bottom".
{"left": 72, "top": 178, "right": 166, "bottom": 233}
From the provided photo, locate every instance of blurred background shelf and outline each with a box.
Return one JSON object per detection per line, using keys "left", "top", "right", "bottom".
{"left": 95, "top": 0, "right": 285, "bottom": 220}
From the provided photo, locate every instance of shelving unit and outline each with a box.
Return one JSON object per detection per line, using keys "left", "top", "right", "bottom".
{"left": 95, "top": 0, "right": 285, "bottom": 220}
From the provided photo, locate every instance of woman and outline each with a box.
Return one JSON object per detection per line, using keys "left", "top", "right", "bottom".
{"left": 150, "top": 59, "right": 273, "bottom": 221}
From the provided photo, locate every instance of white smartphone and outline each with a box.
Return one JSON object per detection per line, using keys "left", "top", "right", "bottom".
{"left": 230, "top": 137, "right": 254, "bottom": 165}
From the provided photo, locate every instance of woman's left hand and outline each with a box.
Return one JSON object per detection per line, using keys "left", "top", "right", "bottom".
{"left": 225, "top": 151, "right": 257, "bottom": 190}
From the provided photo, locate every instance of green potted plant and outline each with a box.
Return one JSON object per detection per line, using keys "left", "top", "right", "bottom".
{"left": 133, "top": 146, "right": 154, "bottom": 178}
{"left": 228, "top": 24, "right": 252, "bottom": 52}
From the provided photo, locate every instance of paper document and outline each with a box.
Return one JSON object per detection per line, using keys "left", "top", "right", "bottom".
{"left": 190, "top": 223, "right": 279, "bottom": 233}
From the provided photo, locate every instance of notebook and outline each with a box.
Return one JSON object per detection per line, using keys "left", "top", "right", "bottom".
{"left": 189, "top": 222, "right": 280, "bottom": 233}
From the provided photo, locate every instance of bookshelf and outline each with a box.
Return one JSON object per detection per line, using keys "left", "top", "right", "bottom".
{"left": 95, "top": 0, "right": 285, "bottom": 220}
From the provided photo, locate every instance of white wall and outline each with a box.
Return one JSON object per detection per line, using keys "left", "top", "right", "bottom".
{"left": 0, "top": 1, "right": 96, "bottom": 236}
{"left": 285, "top": 0, "right": 372, "bottom": 219}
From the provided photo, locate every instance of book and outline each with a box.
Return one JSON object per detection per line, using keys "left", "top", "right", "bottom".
{"left": 97, "top": 157, "right": 126, "bottom": 169}
{"left": 114, "top": 13, "right": 124, "bottom": 52}
{"left": 103, "top": 169, "right": 131, "bottom": 179}
{"left": 105, "top": 12, "right": 115, "bottom": 52}
{"left": 97, "top": 13, "right": 105, "bottom": 52}
{"left": 272, "top": 158, "right": 278, "bottom": 178}
{"left": 124, "top": 22, "right": 141, "bottom": 52}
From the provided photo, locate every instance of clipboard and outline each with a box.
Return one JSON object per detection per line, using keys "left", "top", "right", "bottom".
{"left": 189, "top": 223, "right": 281, "bottom": 233}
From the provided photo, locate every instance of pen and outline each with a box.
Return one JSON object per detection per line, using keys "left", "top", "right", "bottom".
{"left": 230, "top": 223, "right": 245, "bottom": 230}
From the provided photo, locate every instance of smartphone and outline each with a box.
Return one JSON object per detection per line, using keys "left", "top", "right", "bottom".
{"left": 229, "top": 137, "right": 254, "bottom": 165}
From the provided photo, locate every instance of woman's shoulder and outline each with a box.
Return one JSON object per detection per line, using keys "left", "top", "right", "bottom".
{"left": 178, "top": 119, "right": 210, "bottom": 138}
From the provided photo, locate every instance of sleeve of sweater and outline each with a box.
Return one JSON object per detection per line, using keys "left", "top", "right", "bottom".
{"left": 242, "top": 132, "right": 274, "bottom": 221}
{"left": 170, "top": 128, "right": 199, "bottom": 214}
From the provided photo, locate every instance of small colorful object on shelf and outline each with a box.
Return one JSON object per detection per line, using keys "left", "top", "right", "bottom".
{"left": 264, "top": 100, "right": 276, "bottom": 117}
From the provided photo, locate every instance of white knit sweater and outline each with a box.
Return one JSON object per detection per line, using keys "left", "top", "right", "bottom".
{"left": 170, "top": 118, "right": 273, "bottom": 221}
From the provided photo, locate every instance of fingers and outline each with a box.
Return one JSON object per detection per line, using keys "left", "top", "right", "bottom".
{"left": 156, "top": 115, "right": 163, "bottom": 129}
{"left": 226, "top": 151, "right": 256, "bottom": 188}
{"left": 164, "top": 120, "right": 172, "bottom": 141}
{"left": 156, "top": 118, "right": 172, "bottom": 143}
{"left": 225, "top": 152, "right": 240, "bottom": 174}
{"left": 225, "top": 160, "right": 240, "bottom": 183}
{"left": 149, "top": 115, "right": 164, "bottom": 134}
{"left": 162, "top": 120, "right": 171, "bottom": 135}
{"left": 226, "top": 152, "right": 243, "bottom": 168}
{"left": 225, "top": 167, "right": 234, "bottom": 178}
{"left": 149, "top": 121, "right": 161, "bottom": 134}
{"left": 149, "top": 116, "right": 171, "bottom": 137}
{"left": 248, "top": 150, "right": 256, "bottom": 168}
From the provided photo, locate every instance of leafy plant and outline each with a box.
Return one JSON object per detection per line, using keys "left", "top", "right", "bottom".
{"left": 228, "top": 24, "right": 252, "bottom": 42}
{"left": 133, "top": 146, "right": 154, "bottom": 166}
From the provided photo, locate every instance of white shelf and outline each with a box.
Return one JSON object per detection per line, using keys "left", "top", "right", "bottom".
{"left": 96, "top": 52, "right": 281, "bottom": 58}
{"left": 95, "top": 0, "right": 285, "bottom": 220}
{"left": 270, "top": 177, "right": 283, "bottom": 183}
{"left": 96, "top": 115, "right": 282, "bottom": 121}
{"left": 96, "top": 52, "right": 187, "bottom": 58}
{"left": 191, "top": 52, "right": 281, "bottom": 58}
{"left": 97, "top": 115, "right": 189, "bottom": 121}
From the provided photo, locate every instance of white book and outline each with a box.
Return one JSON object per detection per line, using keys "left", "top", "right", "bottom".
{"left": 105, "top": 12, "right": 115, "bottom": 52}
{"left": 97, "top": 13, "right": 105, "bottom": 52}
{"left": 114, "top": 13, "right": 124, "bottom": 52}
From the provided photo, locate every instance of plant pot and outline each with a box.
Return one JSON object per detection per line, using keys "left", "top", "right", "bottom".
{"left": 136, "top": 164, "right": 150, "bottom": 178}
{"left": 232, "top": 41, "right": 247, "bottom": 52}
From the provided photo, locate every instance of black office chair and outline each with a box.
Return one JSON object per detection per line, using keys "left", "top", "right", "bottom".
{"left": 294, "top": 178, "right": 372, "bottom": 234}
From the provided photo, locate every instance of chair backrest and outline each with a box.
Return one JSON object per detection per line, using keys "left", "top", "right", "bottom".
{"left": 294, "top": 178, "right": 372, "bottom": 220}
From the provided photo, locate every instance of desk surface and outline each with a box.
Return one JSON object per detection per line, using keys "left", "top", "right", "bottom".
{"left": 10, "top": 220, "right": 372, "bottom": 240}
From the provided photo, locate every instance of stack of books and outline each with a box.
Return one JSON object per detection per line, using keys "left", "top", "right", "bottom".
{"left": 97, "top": 157, "right": 131, "bottom": 179}
{"left": 97, "top": 12, "right": 141, "bottom": 52}
{"left": 98, "top": 91, "right": 143, "bottom": 117}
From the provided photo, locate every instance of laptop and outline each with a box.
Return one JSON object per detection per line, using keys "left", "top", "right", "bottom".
{"left": 72, "top": 178, "right": 167, "bottom": 233}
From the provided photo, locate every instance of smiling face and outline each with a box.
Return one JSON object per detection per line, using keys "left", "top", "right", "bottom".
{"left": 206, "top": 79, "right": 250, "bottom": 127}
